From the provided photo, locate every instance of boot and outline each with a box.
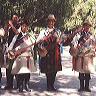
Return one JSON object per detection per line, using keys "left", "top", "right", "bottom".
{"left": 78, "top": 80, "right": 84, "bottom": 92}
{"left": 85, "top": 80, "right": 91, "bottom": 92}
{"left": 25, "top": 81, "right": 31, "bottom": 92}
{"left": 19, "top": 80, "right": 23, "bottom": 92}
{"left": 51, "top": 77, "right": 56, "bottom": 91}
{"left": 46, "top": 74, "right": 52, "bottom": 91}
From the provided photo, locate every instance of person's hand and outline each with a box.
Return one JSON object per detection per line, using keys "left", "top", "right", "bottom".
{"left": 77, "top": 26, "right": 83, "bottom": 32}
{"left": 8, "top": 20, "right": 13, "bottom": 26}
{"left": 8, "top": 50, "right": 15, "bottom": 56}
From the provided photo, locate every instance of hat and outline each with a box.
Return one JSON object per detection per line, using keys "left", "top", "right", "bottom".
{"left": 46, "top": 14, "right": 56, "bottom": 21}
{"left": 83, "top": 20, "right": 92, "bottom": 27}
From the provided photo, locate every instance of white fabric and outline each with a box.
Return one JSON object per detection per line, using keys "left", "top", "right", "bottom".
{"left": 8, "top": 31, "right": 37, "bottom": 74}
{"left": 8, "top": 31, "right": 28, "bottom": 50}
{"left": 8, "top": 34, "right": 19, "bottom": 50}
{"left": 36, "top": 27, "right": 54, "bottom": 42}
{"left": 70, "top": 31, "right": 96, "bottom": 73}
{"left": 0, "top": 28, "right": 5, "bottom": 36}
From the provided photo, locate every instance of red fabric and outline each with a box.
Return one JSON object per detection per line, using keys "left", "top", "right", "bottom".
{"left": 55, "top": 44, "right": 59, "bottom": 69}
{"left": 26, "top": 56, "right": 30, "bottom": 69}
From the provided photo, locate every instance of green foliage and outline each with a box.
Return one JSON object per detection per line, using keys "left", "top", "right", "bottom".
{"left": 0, "top": 0, "right": 96, "bottom": 34}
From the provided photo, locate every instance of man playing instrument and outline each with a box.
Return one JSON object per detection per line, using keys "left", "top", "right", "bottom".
{"left": 4, "top": 12, "right": 21, "bottom": 89}
{"left": 69, "top": 20, "right": 96, "bottom": 92}
{"left": 37, "top": 14, "right": 62, "bottom": 91}
{"left": 8, "top": 20, "right": 37, "bottom": 92}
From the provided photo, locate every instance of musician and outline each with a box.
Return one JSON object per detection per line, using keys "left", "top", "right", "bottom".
{"left": 37, "top": 14, "right": 62, "bottom": 91}
{"left": 4, "top": 12, "right": 21, "bottom": 89}
{"left": 69, "top": 20, "right": 95, "bottom": 92}
{"left": 8, "top": 20, "right": 37, "bottom": 92}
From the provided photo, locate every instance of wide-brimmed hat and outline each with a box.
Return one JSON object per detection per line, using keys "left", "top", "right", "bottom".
{"left": 46, "top": 14, "right": 56, "bottom": 21}
{"left": 83, "top": 20, "right": 92, "bottom": 27}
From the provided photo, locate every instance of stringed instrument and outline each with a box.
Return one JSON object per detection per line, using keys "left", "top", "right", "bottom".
{"left": 8, "top": 26, "right": 83, "bottom": 59}
{"left": 8, "top": 29, "right": 56, "bottom": 59}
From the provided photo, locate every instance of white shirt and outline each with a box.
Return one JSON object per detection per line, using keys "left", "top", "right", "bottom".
{"left": 8, "top": 31, "right": 27, "bottom": 50}
{"left": 36, "top": 27, "right": 54, "bottom": 42}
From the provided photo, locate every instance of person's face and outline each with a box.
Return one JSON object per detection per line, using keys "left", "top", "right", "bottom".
{"left": 12, "top": 15, "right": 19, "bottom": 23}
{"left": 83, "top": 24, "right": 91, "bottom": 32}
{"left": 48, "top": 19, "right": 55, "bottom": 28}
{"left": 21, "top": 24, "right": 28, "bottom": 33}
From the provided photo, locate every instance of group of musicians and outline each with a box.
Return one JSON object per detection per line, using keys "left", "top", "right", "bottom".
{"left": 0, "top": 13, "right": 96, "bottom": 93}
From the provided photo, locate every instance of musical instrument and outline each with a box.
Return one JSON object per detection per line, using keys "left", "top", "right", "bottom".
{"left": 8, "top": 26, "right": 83, "bottom": 59}
{"left": 8, "top": 30, "right": 55, "bottom": 59}
{"left": 38, "top": 47, "right": 48, "bottom": 57}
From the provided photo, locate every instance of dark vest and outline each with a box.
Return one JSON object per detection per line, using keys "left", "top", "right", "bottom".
{"left": 8, "top": 23, "right": 20, "bottom": 46}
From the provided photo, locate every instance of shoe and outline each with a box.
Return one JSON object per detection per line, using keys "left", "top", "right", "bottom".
{"left": 85, "top": 88, "right": 91, "bottom": 92}
{"left": 25, "top": 84, "right": 31, "bottom": 92}
{"left": 19, "top": 85, "right": 23, "bottom": 92}
{"left": 78, "top": 88, "right": 84, "bottom": 92}
{"left": 4, "top": 86, "right": 13, "bottom": 89}
{"left": 51, "top": 87, "right": 57, "bottom": 91}
{"left": 47, "top": 87, "right": 51, "bottom": 91}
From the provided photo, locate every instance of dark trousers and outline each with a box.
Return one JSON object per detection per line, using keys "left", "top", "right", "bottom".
{"left": 18, "top": 73, "right": 30, "bottom": 82}
{"left": 6, "top": 69, "right": 14, "bottom": 87}
{"left": 46, "top": 72, "right": 57, "bottom": 89}
{"left": 79, "top": 73, "right": 90, "bottom": 89}
{"left": 0, "top": 68, "right": 2, "bottom": 83}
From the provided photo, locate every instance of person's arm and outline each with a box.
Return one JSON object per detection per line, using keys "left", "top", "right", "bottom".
{"left": 9, "top": 20, "right": 20, "bottom": 34}
{"left": 4, "top": 20, "right": 8, "bottom": 36}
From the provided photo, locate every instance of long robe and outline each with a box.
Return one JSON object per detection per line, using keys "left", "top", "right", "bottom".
{"left": 9, "top": 33, "right": 37, "bottom": 74}
{"left": 70, "top": 30, "right": 96, "bottom": 73}
{"left": 37, "top": 28, "right": 62, "bottom": 73}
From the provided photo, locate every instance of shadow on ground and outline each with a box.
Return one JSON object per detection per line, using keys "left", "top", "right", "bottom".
{"left": 0, "top": 72, "right": 96, "bottom": 96}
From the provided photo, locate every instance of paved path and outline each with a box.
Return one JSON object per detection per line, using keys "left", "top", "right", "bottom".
{"left": 0, "top": 46, "right": 96, "bottom": 96}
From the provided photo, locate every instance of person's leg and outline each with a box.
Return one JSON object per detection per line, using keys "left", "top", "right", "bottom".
{"left": 24, "top": 73, "right": 31, "bottom": 92}
{"left": 85, "top": 73, "right": 91, "bottom": 92}
{"left": 46, "top": 73, "right": 51, "bottom": 91}
{"left": 78, "top": 73, "right": 84, "bottom": 92}
{"left": 5, "top": 69, "right": 14, "bottom": 89}
{"left": 18, "top": 74, "right": 24, "bottom": 92}
{"left": 15, "top": 74, "right": 19, "bottom": 89}
{"left": 0, "top": 68, "right": 2, "bottom": 88}
{"left": 50, "top": 72, "right": 57, "bottom": 91}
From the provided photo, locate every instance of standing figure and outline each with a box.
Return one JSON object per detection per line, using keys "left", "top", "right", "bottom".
{"left": 4, "top": 12, "right": 21, "bottom": 89}
{"left": 8, "top": 20, "right": 37, "bottom": 92}
{"left": 37, "top": 14, "right": 62, "bottom": 91}
{"left": 69, "top": 20, "right": 96, "bottom": 92}
{"left": 0, "top": 28, "right": 5, "bottom": 88}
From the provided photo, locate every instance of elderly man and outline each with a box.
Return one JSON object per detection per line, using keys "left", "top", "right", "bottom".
{"left": 70, "top": 20, "right": 96, "bottom": 92}
{"left": 37, "top": 14, "right": 62, "bottom": 91}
